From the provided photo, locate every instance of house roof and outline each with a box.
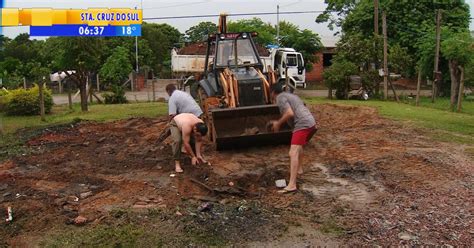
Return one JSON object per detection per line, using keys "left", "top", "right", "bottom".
{"left": 320, "top": 36, "right": 340, "bottom": 48}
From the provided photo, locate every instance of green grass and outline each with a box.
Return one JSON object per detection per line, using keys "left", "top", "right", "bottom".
{"left": 0, "top": 102, "right": 167, "bottom": 134}
{"left": 400, "top": 96, "right": 474, "bottom": 115}
{"left": 41, "top": 224, "right": 163, "bottom": 248}
{"left": 0, "top": 102, "right": 167, "bottom": 161}
{"left": 305, "top": 97, "right": 474, "bottom": 145}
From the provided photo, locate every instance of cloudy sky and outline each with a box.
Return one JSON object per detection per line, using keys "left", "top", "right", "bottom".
{"left": 2, "top": 0, "right": 474, "bottom": 40}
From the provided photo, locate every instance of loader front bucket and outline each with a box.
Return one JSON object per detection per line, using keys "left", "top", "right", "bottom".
{"left": 210, "top": 105, "right": 292, "bottom": 150}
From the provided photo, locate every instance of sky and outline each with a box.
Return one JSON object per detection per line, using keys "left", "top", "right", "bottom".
{"left": 1, "top": 0, "right": 474, "bottom": 42}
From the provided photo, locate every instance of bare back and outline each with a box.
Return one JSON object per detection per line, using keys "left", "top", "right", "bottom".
{"left": 173, "top": 113, "right": 203, "bottom": 136}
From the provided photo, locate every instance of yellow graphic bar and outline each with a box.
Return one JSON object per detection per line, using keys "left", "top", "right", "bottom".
{"left": 1, "top": 8, "right": 142, "bottom": 26}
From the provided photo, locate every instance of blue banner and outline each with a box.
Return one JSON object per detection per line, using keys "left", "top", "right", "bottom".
{"left": 0, "top": 0, "right": 4, "bottom": 36}
{"left": 30, "top": 24, "right": 141, "bottom": 37}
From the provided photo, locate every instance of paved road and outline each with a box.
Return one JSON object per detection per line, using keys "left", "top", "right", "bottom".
{"left": 52, "top": 88, "right": 433, "bottom": 105}
{"left": 52, "top": 90, "right": 169, "bottom": 105}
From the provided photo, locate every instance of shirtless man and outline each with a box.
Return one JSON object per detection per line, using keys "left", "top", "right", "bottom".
{"left": 170, "top": 113, "right": 208, "bottom": 173}
{"left": 270, "top": 84, "right": 317, "bottom": 193}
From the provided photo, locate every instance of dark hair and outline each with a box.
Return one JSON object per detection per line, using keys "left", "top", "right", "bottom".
{"left": 165, "top": 84, "right": 176, "bottom": 93}
{"left": 195, "top": 122, "right": 208, "bottom": 136}
{"left": 270, "top": 83, "right": 283, "bottom": 94}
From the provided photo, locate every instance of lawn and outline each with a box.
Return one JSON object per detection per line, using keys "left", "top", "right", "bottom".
{"left": 305, "top": 97, "right": 474, "bottom": 145}
{"left": 1, "top": 98, "right": 472, "bottom": 146}
{"left": 0, "top": 102, "right": 167, "bottom": 135}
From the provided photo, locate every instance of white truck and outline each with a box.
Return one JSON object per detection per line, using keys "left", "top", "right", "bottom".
{"left": 171, "top": 46, "right": 306, "bottom": 89}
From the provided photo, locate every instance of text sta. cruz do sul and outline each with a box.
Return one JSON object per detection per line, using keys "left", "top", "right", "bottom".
{"left": 80, "top": 13, "right": 140, "bottom": 22}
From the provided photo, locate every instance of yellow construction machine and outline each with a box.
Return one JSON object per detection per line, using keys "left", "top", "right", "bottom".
{"left": 196, "top": 14, "right": 292, "bottom": 150}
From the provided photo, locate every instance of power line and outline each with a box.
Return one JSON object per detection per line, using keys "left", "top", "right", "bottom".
{"left": 143, "top": 1, "right": 209, "bottom": 10}
{"left": 143, "top": 10, "right": 327, "bottom": 21}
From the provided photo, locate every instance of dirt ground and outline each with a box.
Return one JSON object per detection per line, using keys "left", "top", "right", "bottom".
{"left": 0, "top": 104, "right": 473, "bottom": 246}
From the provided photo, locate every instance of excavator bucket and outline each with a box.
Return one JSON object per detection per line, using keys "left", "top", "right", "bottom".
{"left": 210, "top": 105, "right": 292, "bottom": 150}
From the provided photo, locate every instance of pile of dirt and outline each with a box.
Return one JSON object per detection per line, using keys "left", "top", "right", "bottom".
{"left": 1, "top": 104, "right": 472, "bottom": 246}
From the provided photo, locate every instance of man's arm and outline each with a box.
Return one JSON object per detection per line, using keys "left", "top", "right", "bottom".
{"left": 195, "top": 138, "right": 204, "bottom": 160}
{"left": 168, "top": 114, "right": 176, "bottom": 122}
{"left": 273, "top": 107, "right": 294, "bottom": 132}
{"left": 181, "top": 127, "right": 198, "bottom": 164}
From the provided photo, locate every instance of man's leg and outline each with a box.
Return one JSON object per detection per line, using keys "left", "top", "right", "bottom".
{"left": 286, "top": 145, "right": 302, "bottom": 191}
{"left": 298, "top": 126, "right": 316, "bottom": 175}
{"left": 298, "top": 148, "right": 304, "bottom": 175}
{"left": 170, "top": 121, "right": 183, "bottom": 173}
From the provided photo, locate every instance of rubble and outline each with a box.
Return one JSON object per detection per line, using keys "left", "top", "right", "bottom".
{"left": 0, "top": 105, "right": 472, "bottom": 246}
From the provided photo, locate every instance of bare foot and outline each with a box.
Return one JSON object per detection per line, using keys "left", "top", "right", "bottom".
{"left": 278, "top": 187, "right": 297, "bottom": 193}
{"left": 298, "top": 168, "right": 304, "bottom": 175}
{"left": 175, "top": 161, "right": 183, "bottom": 173}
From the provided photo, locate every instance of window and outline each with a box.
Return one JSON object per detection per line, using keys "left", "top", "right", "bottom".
{"left": 297, "top": 54, "right": 304, "bottom": 67}
{"left": 286, "top": 54, "right": 297, "bottom": 66}
{"left": 215, "top": 39, "right": 258, "bottom": 67}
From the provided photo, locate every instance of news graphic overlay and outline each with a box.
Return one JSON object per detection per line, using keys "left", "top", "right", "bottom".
{"left": 1, "top": 8, "right": 142, "bottom": 37}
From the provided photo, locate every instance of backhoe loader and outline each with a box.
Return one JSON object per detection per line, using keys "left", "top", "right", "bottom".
{"left": 197, "top": 14, "right": 292, "bottom": 150}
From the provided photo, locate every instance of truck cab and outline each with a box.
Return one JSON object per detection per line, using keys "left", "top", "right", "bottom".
{"left": 271, "top": 48, "right": 306, "bottom": 89}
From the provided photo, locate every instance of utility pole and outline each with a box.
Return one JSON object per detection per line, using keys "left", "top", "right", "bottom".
{"left": 373, "top": 0, "right": 380, "bottom": 95}
{"left": 133, "top": 1, "right": 142, "bottom": 92}
{"left": 276, "top": 4, "right": 280, "bottom": 45}
{"left": 374, "top": 0, "right": 379, "bottom": 35}
{"left": 39, "top": 77, "right": 46, "bottom": 122}
{"left": 432, "top": 9, "right": 442, "bottom": 102}
{"left": 382, "top": 10, "right": 388, "bottom": 100}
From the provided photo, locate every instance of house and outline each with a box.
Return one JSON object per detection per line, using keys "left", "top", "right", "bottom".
{"left": 306, "top": 36, "right": 339, "bottom": 83}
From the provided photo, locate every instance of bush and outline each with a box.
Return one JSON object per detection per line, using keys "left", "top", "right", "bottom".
{"left": 103, "top": 85, "right": 128, "bottom": 104}
{"left": 5, "top": 84, "right": 54, "bottom": 116}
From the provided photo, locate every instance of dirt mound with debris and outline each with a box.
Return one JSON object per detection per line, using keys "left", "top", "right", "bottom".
{"left": 1, "top": 104, "right": 472, "bottom": 246}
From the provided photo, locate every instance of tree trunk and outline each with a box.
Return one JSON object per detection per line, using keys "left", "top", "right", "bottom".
{"left": 448, "top": 60, "right": 460, "bottom": 110}
{"left": 67, "top": 81, "right": 73, "bottom": 110}
{"left": 327, "top": 86, "right": 332, "bottom": 99}
{"left": 39, "top": 82, "right": 46, "bottom": 121}
{"left": 457, "top": 66, "right": 465, "bottom": 112}
{"left": 415, "top": 70, "right": 422, "bottom": 106}
{"left": 79, "top": 82, "right": 88, "bottom": 112}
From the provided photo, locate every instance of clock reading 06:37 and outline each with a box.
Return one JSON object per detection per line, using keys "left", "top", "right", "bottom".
{"left": 78, "top": 26, "right": 105, "bottom": 36}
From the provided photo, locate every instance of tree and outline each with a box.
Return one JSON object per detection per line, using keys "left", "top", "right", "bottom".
{"left": 228, "top": 18, "right": 276, "bottom": 45}
{"left": 332, "top": 33, "right": 382, "bottom": 95}
{"left": 227, "top": 19, "right": 322, "bottom": 70}
{"left": 323, "top": 57, "right": 358, "bottom": 99}
{"left": 279, "top": 21, "right": 323, "bottom": 70}
{"left": 100, "top": 46, "right": 132, "bottom": 85}
{"left": 56, "top": 37, "right": 105, "bottom": 112}
{"left": 141, "top": 22, "right": 182, "bottom": 77}
{"left": 2, "top": 33, "right": 46, "bottom": 84}
{"left": 103, "top": 37, "right": 154, "bottom": 73}
{"left": 388, "top": 44, "right": 413, "bottom": 78}
{"left": 185, "top": 22, "right": 218, "bottom": 43}
{"left": 317, "top": 0, "right": 471, "bottom": 99}
{"left": 441, "top": 31, "right": 474, "bottom": 110}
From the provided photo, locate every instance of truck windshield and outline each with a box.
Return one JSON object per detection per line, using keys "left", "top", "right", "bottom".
{"left": 215, "top": 39, "right": 258, "bottom": 67}
{"left": 286, "top": 54, "right": 298, "bottom": 67}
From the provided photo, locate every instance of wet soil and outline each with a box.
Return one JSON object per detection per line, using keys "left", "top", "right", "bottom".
{"left": 0, "top": 104, "right": 472, "bottom": 246}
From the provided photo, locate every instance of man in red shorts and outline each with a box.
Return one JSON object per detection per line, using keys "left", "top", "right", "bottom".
{"left": 270, "top": 84, "right": 317, "bottom": 193}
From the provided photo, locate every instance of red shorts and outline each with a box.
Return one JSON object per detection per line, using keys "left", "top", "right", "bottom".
{"left": 291, "top": 126, "right": 317, "bottom": 145}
